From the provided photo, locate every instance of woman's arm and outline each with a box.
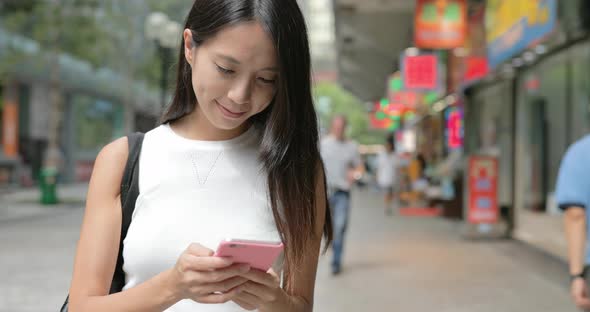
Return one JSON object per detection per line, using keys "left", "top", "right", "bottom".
{"left": 67, "top": 138, "right": 181, "bottom": 312}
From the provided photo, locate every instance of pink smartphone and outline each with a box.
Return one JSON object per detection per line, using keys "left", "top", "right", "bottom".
{"left": 214, "top": 238, "right": 284, "bottom": 271}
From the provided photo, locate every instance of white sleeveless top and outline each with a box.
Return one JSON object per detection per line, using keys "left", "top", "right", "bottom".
{"left": 122, "top": 124, "right": 282, "bottom": 311}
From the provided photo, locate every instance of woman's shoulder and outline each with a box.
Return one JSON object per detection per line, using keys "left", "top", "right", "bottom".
{"left": 88, "top": 137, "right": 130, "bottom": 197}
{"left": 99, "top": 125, "right": 162, "bottom": 161}
{"left": 98, "top": 137, "right": 129, "bottom": 164}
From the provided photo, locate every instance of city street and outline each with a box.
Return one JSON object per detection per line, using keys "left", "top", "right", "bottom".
{"left": 1, "top": 1, "right": 588, "bottom": 311}
{"left": 0, "top": 185, "right": 578, "bottom": 311}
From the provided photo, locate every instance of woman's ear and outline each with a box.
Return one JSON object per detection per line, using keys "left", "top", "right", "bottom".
{"left": 183, "top": 29, "right": 194, "bottom": 66}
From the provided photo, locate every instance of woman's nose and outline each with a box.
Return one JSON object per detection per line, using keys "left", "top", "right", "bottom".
{"left": 227, "top": 78, "right": 252, "bottom": 105}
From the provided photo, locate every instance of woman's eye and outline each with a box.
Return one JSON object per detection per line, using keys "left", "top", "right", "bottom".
{"left": 216, "top": 64, "right": 234, "bottom": 75}
{"left": 258, "top": 77, "right": 276, "bottom": 84}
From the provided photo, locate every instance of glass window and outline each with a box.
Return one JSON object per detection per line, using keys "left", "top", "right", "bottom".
{"left": 516, "top": 52, "right": 568, "bottom": 212}
{"left": 471, "top": 81, "right": 513, "bottom": 207}
{"left": 559, "top": 0, "right": 585, "bottom": 36}
{"left": 543, "top": 62, "right": 568, "bottom": 192}
{"left": 70, "top": 94, "right": 123, "bottom": 154}
{"left": 571, "top": 42, "right": 590, "bottom": 141}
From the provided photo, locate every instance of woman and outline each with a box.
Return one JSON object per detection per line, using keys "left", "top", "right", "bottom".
{"left": 66, "top": 0, "right": 332, "bottom": 311}
{"left": 376, "top": 135, "right": 399, "bottom": 215}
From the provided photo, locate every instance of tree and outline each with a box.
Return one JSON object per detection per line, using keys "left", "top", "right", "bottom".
{"left": 313, "top": 82, "right": 385, "bottom": 145}
{"left": 1, "top": 0, "right": 115, "bottom": 201}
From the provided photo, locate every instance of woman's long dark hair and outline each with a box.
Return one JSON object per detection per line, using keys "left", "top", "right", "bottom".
{"left": 161, "top": 0, "right": 333, "bottom": 291}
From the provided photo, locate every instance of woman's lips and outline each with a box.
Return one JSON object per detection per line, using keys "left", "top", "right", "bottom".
{"left": 216, "top": 101, "right": 246, "bottom": 119}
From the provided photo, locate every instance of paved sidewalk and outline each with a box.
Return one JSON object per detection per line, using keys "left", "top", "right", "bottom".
{"left": 314, "top": 188, "right": 576, "bottom": 312}
{"left": 0, "top": 185, "right": 578, "bottom": 311}
{"left": 0, "top": 183, "right": 88, "bottom": 223}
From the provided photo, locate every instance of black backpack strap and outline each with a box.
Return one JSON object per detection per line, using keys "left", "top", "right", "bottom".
{"left": 61, "top": 133, "right": 145, "bottom": 312}
{"left": 110, "top": 132, "right": 144, "bottom": 293}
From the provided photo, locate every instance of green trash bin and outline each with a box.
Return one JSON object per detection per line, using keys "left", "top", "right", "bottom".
{"left": 39, "top": 167, "right": 58, "bottom": 205}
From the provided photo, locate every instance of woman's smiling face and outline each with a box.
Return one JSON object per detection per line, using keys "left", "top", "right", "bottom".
{"left": 183, "top": 21, "right": 279, "bottom": 131}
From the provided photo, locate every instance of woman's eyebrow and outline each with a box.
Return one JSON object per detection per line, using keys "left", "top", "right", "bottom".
{"left": 215, "top": 53, "right": 278, "bottom": 72}
{"left": 216, "top": 53, "right": 241, "bottom": 65}
{"left": 261, "top": 66, "right": 279, "bottom": 72}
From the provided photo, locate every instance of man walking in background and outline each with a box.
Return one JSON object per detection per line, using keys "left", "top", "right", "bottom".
{"left": 557, "top": 135, "right": 590, "bottom": 311}
{"left": 320, "top": 115, "right": 363, "bottom": 275}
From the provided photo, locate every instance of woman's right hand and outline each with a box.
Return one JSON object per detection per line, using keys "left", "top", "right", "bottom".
{"left": 571, "top": 277, "right": 590, "bottom": 311}
{"left": 169, "top": 243, "right": 251, "bottom": 304}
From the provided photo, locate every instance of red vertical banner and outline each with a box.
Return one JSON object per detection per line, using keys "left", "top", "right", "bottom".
{"left": 2, "top": 100, "right": 18, "bottom": 158}
{"left": 446, "top": 107, "right": 463, "bottom": 149}
{"left": 467, "top": 156, "right": 498, "bottom": 223}
{"left": 414, "top": 0, "right": 467, "bottom": 49}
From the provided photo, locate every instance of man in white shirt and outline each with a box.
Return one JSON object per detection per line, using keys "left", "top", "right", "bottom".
{"left": 320, "top": 115, "right": 363, "bottom": 275}
{"left": 376, "top": 135, "right": 399, "bottom": 215}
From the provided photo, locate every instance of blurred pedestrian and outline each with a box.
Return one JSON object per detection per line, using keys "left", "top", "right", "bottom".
{"left": 557, "top": 136, "right": 590, "bottom": 311}
{"left": 376, "top": 134, "right": 400, "bottom": 215}
{"left": 320, "top": 115, "right": 364, "bottom": 275}
{"left": 64, "top": 1, "right": 333, "bottom": 311}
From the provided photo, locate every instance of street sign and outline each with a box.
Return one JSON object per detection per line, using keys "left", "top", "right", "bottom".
{"left": 414, "top": 0, "right": 467, "bottom": 49}
{"left": 467, "top": 156, "right": 499, "bottom": 223}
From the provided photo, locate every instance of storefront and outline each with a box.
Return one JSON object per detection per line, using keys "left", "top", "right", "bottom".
{"left": 511, "top": 40, "right": 590, "bottom": 260}
{"left": 416, "top": 114, "right": 445, "bottom": 166}
{"left": 0, "top": 27, "right": 162, "bottom": 187}
{"left": 464, "top": 79, "right": 515, "bottom": 229}
{"left": 63, "top": 93, "right": 125, "bottom": 182}
{"left": 461, "top": 0, "right": 590, "bottom": 258}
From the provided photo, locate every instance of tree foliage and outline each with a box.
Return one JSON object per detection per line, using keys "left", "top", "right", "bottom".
{"left": 0, "top": 0, "right": 191, "bottom": 88}
{"left": 313, "top": 82, "right": 386, "bottom": 145}
{"left": 0, "top": 0, "right": 111, "bottom": 68}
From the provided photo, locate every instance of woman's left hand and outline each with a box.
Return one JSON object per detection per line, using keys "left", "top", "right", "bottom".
{"left": 232, "top": 268, "right": 289, "bottom": 311}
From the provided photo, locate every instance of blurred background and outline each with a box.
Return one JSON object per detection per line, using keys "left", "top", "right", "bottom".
{"left": 0, "top": 0, "right": 588, "bottom": 311}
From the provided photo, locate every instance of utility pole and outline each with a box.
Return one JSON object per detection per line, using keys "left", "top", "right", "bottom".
{"left": 41, "top": 0, "right": 64, "bottom": 204}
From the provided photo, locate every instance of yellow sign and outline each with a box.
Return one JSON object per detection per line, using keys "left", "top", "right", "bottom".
{"left": 486, "top": 0, "right": 552, "bottom": 43}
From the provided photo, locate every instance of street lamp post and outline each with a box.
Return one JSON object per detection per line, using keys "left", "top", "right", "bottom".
{"left": 157, "top": 44, "right": 172, "bottom": 111}
{"left": 145, "top": 12, "right": 182, "bottom": 110}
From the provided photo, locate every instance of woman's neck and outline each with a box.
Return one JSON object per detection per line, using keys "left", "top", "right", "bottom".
{"left": 170, "top": 107, "right": 250, "bottom": 141}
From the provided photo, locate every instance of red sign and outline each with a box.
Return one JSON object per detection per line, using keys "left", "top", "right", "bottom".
{"left": 370, "top": 114, "right": 392, "bottom": 129}
{"left": 384, "top": 103, "right": 406, "bottom": 116}
{"left": 370, "top": 101, "right": 402, "bottom": 131}
{"left": 388, "top": 91, "right": 419, "bottom": 109}
{"left": 402, "top": 54, "right": 439, "bottom": 90}
{"left": 464, "top": 57, "right": 488, "bottom": 82}
{"left": 525, "top": 75, "right": 540, "bottom": 93}
{"left": 415, "top": 0, "right": 467, "bottom": 49}
{"left": 446, "top": 108, "right": 463, "bottom": 149}
{"left": 467, "top": 156, "right": 498, "bottom": 223}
